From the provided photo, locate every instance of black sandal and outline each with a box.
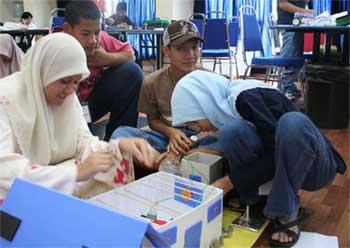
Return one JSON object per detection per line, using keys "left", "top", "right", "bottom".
{"left": 269, "top": 208, "right": 309, "bottom": 248}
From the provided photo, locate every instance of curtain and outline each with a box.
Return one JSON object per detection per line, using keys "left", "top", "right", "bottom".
{"left": 205, "top": 1, "right": 234, "bottom": 18}
{"left": 122, "top": 0, "right": 155, "bottom": 27}
{"left": 312, "top": 0, "right": 332, "bottom": 16}
{"left": 116, "top": 0, "right": 156, "bottom": 59}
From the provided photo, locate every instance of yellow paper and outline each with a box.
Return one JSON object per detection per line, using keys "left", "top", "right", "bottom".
{"left": 222, "top": 208, "right": 270, "bottom": 248}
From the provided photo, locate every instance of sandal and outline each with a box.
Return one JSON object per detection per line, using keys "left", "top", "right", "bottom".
{"left": 269, "top": 208, "right": 309, "bottom": 248}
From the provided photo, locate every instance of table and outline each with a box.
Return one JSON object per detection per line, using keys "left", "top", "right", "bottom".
{"left": 106, "top": 27, "right": 164, "bottom": 69}
{"left": 270, "top": 25, "right": 350, "bottom": 64}
{"left": 0, "top": 29, "right": 49, "bottom": 53}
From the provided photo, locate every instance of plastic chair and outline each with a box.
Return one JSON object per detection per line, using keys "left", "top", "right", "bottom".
{"left": 200, "top": 11, "right": 234, "bottom": 78}
{"left": 239, "top": 5, "right": 305, "bottom": 87}
{"left": 49, "top": 8, "right": 65, "bottom": 33}
{"left": 228, "top": 16, "right": 240, "bottom": 78}
{"left": 188, "top": 13, "right": 206, "bottom": 40}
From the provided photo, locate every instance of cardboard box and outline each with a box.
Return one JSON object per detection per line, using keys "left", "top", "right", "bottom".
{"left": 181, "top": 152, "right": 225, "bottom": 184}
{"left": 90, "top": 172, "right": 223, "bottom": 247}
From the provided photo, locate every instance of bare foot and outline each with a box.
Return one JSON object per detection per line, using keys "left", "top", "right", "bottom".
{"left": 211, "top": 175, "right": 233, "bottom": 195}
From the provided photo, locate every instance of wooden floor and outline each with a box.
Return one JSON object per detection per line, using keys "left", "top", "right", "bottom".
{"left": 254, "top": 128, "right": 349, "bottom": 248}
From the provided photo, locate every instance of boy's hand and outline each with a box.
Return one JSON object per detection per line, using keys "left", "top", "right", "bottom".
{"left": 168, "top": 129, "right": 192, "bottom": 155}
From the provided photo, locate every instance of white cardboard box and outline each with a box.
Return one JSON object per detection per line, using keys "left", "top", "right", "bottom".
{"left": 181, "top": 152, "right": 225, "bottom": 184}
{"left": 90, "top": 172, "right": 223, "bottom": 247}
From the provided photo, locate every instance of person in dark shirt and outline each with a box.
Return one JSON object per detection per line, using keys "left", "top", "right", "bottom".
{"left": 107, "top": 2, "right": 135, "bottom": 29}
{"left": 278, "top": 0, "right": 314, "bottom": 100}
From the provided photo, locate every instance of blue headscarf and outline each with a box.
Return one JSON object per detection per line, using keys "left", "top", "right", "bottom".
{"left": 171, "top": 70, "right": 237, "bottom": 128}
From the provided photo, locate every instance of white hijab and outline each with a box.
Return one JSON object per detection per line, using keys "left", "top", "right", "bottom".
{"left": 0, "top": 33, "right": 90, "bottom": 165}
{"left": 0, "top": 34, "right": 24, "bottom": 78}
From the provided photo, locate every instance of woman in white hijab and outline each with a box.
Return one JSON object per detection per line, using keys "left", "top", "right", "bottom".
{"left": 0, "top": 34, "right": 24, "bottom": 78}
{"left": 0, "top": 33, "right": 159, "bottom": 200}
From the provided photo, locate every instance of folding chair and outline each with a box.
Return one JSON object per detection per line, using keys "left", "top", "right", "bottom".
{"left": 201, "top": 11, "right": 234, "bottom": 78}
{"left": 188, "top": 13, "right": 206, "bottom": 40}
{"left": 228, "top": 16, "right": 240, "bottom": 78}
{"left": 49, "top": 8, "right": 65, "bottom": 33}
{"left": 239, "top": 5, "right": 305, "bottom": 88}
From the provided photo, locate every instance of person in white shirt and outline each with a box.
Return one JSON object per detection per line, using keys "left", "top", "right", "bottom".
{"left": 20, "top": 11, "right": 37, "bottom": 29}
{"left": 0, "top": 33, "right": 159, "bottom": 200}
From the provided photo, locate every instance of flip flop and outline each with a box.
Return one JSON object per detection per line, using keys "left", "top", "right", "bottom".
{"left": 269, "top": 208, "right": 309, "bottom": 248}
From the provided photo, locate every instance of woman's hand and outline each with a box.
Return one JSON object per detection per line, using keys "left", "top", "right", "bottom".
{"left": 168, "top": 128, "right": 192, "bottom": 155}
{"left": 76, "top": 148, "right": 114, "bottom": 181}
{"left": 118, "top": 138, "right": 160, "bottom": 170}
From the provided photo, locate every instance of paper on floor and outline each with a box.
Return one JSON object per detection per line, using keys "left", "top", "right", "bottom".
{"left": 294, "top": 231, "right": 338, "bottom": 248}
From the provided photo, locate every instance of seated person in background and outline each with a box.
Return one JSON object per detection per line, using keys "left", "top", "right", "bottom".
{"left": 106, "top": 2, "right": 135, "bottom": 29}
{"left": 0, "top": 33, "right": 159, "bottom": 200}
{"left": 0, "top": 34, "right": 23, "bottom": 78}
{"left": 111, "top": 20, "right": 220, "bottom": 179}
{"left": 63, "top": 0, "right": 143, "bottom": 140}
{"left": 20, "top": 11, "right": 37, "bottom": 29}
{"left": 171, "top": 70, "right": 346, "bottom": 248}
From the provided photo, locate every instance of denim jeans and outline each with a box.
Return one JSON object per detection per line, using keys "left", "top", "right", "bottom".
{"left": 219, "top": 112, "right": 340, "bottom": 219}
{"left": 280, "top": 31, "right": 304, "bottom": 93}
{"left": 88, "top": 61, "right": 144, "bottom": 140}
{"left": 111, "top": 126, "right": 220, "bottom": 153}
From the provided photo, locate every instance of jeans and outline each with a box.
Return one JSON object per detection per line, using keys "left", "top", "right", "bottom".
{"left": 88, "top": 61, "right": 143, "bottom": 140}
{"left": 280, "top": 31, "right": 304, "bottom": 93}
{"left": 219, "top": 112, "right": 340, "bottom": 219}
{"left": 111, "top": 126, "right": 220, "bottom": 153}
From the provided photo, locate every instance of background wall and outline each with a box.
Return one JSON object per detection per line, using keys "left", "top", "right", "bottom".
{"left": 23, "top": 0, "right": 56, "bottom": 28}
{"left": 0, "top": 0, "right": 16, "bottom": 22}
{"left": 0, "top": 0, "right": 56, "bottom": 28}
{"left": 156, "top": 0, "right": 194, "bottom": 21}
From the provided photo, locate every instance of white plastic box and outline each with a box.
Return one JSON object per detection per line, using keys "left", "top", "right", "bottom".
{"left": 181, "top": 152, "right": 225, "bottom": 184}
{"left": 90, "top": 172, "right": 223, "bottom": 247}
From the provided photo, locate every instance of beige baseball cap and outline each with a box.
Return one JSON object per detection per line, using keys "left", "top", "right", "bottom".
{"left": 163, "top": 20, "right": 203, "bottom": 46}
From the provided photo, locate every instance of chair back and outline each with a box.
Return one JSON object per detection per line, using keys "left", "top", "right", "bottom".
{"left": 202, "top": 11, "right": 229, "bottom": 51}
{"left": 267, "top": 14, "right": 281, "bottom": 55}
{"left": 188, "top": 13, "right": 206, "bottom": 39}
{"left": 49, "top": 8, "right": 65, "bottom": 33}
{"left": 239, "top": 6, "right": 264, "bottom": 55}
{"left": 228, "top": 16, "right": 239, "bottom": 48}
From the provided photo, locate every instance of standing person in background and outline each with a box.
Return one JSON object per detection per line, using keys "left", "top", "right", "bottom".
{"left": 106, "top": 2, "right": 135, "bottom": 29}
{"left": 20, "top": 11, "right": 37, "bottom": 29}
{"left": 278, "top": 0, "right": 314, "bottom": 100}
{"left": 111, "top": 20, "right": 219, "bottom": 179}
{"left": 63, "top": 0, "right": 143, "bottom": 141}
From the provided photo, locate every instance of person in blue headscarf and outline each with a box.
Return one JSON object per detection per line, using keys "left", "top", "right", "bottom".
{"left": 171, "top": 70, "right": 346, "bottom": 248}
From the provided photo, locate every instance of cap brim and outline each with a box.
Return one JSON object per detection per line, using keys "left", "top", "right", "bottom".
{"left": 170, "top": 35, "right": 204, "bottom": 46}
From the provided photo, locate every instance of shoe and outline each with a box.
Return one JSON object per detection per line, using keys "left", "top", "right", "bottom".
{"left": 285, "top": 89, "right": 302, "bottom": 100}
{"left": 269, "top": 208, "right": 309, "bottom": 248}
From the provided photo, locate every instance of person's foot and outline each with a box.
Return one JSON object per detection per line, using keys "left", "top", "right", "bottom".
{"left": 211, "top": 175, "right": 233, "bottom": 196}
{"left": 271, "top": 219, "right": 299, "bottom": 244}
{"left": 269, "top": 208, "right": 309, "bottom": 247}
{"left": 284, "top": 88, "right": 302, "bottom": 100}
